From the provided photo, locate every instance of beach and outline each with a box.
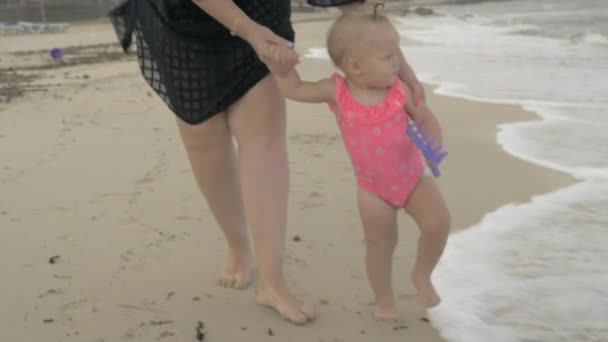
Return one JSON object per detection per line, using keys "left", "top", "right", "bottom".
{"left": 0, "top": 11, "right": 577, "bottom": 342}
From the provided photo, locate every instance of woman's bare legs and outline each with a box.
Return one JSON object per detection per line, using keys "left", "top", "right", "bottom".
{"left": 227, "top": 75, "right": 314, "bottom": 324}
{"left": 177, "top": 114, "right": 252, "bottom": 290}
{"left": 358, "top": 189, "right": 401, "bottom": 321}
{"left": 404, "top": 176, "right": 450, "bottom": 308}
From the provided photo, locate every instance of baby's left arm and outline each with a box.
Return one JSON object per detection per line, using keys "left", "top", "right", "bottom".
{"left": 403, "top": 84, "right": 444, "bottom": 150}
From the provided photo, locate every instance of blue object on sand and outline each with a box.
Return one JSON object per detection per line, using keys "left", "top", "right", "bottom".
{"left": 50, "top": 48, "right": 63, "bottom": 60}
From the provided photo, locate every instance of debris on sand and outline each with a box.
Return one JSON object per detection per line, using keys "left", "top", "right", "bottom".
{"left": 149, "top": 320, "right": 173, "bottom": 326}
{"left": 48, "top": 255, "right": 60, "bottom": 264}
{"left": 195, "top": 321, "right": 205, "bottom": 341}
{"left": 159, "top": 331, "right": 174, "bottom": 339}
{"left": 1, "top": 43, "right": 133, "bottom": 103}
{"left": 399, "top": 6, "right": 436, "bottom": 17}
{"left": 393, "top": 324, "right": 408, "bottom": 331}
{"left": 414, "top": 7, "right": 435, "bottom": 16}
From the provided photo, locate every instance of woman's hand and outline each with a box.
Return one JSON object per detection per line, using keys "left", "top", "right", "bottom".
{"left": 240, "top": 22, "right": 299, "bottom": 72}
{"left": 189, "top": 2, "right": 299, "bottom": 75}
{"left": 338, "top": 0, "right": 385, "bottom": 14}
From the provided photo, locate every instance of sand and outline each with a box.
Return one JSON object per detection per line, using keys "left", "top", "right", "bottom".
{"left": 0, "top": 15, "right": 573, "bottom": 342}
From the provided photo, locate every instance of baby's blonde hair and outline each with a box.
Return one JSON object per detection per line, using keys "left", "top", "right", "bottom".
{"left": 326, "top": 13, "right": 397, "bottom": 67}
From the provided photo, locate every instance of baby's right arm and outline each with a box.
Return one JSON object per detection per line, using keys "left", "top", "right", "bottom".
{"left": 272, "top": 68, "right": 335, "bottom": 104}
{"left": 264, "top": 47, "right": 335, "bottom": 104}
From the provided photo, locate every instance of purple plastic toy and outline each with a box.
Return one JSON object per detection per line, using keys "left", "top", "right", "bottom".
{"left": 406, "top": 120, "right": 448, "bottom": 177}
{"left": 50, "top": 48, "right": 63, "bottom": 60}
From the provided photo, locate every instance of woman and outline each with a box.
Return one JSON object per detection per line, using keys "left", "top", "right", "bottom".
{"left": 108, "top": 0, "right": 424, "bottom": 325}
{"left": 110, "top": 0, "right": 309, "bottom": 324}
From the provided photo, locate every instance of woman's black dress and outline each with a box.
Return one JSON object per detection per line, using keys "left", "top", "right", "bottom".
{"left": 109, "top": 0, "right": 294, "bottom": 125}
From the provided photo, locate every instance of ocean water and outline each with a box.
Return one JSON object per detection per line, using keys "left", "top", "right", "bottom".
{"left": 307, "top": 0, "right": 608, "bottom": 340}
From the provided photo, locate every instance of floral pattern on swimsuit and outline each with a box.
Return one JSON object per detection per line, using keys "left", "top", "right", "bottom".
{"left": 329, "top": 73, "right": 425, "bottom": 207}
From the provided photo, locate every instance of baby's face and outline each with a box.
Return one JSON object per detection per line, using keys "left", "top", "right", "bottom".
{"left": 357, "top": 29, "right": 401, "bottom": 88}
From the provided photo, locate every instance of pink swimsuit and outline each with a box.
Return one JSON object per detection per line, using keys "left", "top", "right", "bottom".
{"left": 329, "top": 73, "right": 424, "bottom": 208}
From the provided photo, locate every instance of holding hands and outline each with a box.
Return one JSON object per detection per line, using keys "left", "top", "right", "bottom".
{"left": 240, "top": 22, "right": 299, "bottom": 74}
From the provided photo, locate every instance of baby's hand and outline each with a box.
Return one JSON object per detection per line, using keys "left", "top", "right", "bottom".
{"left": 265, "top": 44, "right": 299, "bottom": 76}
{"left": 425, "top": 158, "right": 436, "bottom": 171}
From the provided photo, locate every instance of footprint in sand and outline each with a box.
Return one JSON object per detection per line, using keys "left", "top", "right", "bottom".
{"left": 136, "top": 164, "right": 168, "bottom": 185}
{"left": 286, "top": 253, "right": 308, "bottom": 267}
{"left": 37, "top": 289, "right": 64, "bottom": 299}
{"left": 291, "top": 133, "right": 340, "bottom": 146}
{"left": 300, "top": 202, "right": 324, "bottom": 210}
{"left": 319, "top": 338, "right": 345, "bottom": 342}
{"left": 45, "top": 205, "right": 76, "bottom": 213}
{"left": 61, "top": 298, "right": 89, "bottom": 312}
{"left": 349, "top": 271, "right": 365, "bottom": 280}
{"left": 308, "top": 191, "right": 322, "bottom": 198}
{"left": 300, "top": 191, "right": 324, "bottom": 209}
{"left": 90, "top": 192, "right": 137, "bottom": 205}
{"left": 398, "top": 293, "right": 417, "bottom": 300}
{"left": 123, "top": 320, "right": 175, "bottom": 340}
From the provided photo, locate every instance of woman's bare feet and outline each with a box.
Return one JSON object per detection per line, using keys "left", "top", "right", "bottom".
{"left": 256, "top": 286, "right": 316, "bottom": 325}
{"left": 374, "top": 305, "right": 401, "bottom": 322}
{"left": 411, "top": 273, "right": 441, "bottom": 308}
{"left": 218, "top": 248, "right": 252, "bottom": 290}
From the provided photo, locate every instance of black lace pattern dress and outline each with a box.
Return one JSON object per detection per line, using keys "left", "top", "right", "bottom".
{"left": 109, "top": 0, "right": 294, "bottom": 125}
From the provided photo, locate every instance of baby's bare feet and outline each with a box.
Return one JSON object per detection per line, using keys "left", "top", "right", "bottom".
{"left": 411, "top": 273, "right": 441, "bottom": 308}
{"left": 256, "top": 286, "right": 315, "bottom": 325}
{"left": 374, "top": 305, "right": 401, "bottom": 322}
{"left": 218, "top": 248, "right": 252, "bottom": 290}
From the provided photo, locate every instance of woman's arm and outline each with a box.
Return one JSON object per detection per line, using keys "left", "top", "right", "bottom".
{"left": 191, "top": 0, "right": 298, "bottom": 67}
{"left": 397, "top": 49, "right": 426, "bottom": 105}
{"left": 191, "top": 0, "right": 258, "bottom": 41}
